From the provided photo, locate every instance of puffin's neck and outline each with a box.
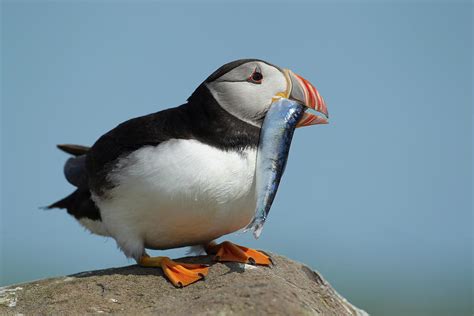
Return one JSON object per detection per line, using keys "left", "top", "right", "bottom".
{"left": 186, "top": 84, "right": 260, "bottom": 151}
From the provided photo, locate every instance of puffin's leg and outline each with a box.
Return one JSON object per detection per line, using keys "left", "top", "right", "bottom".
{"left": 138, "top": 254, "right": 209, "bottom": 287}
{"left": 205, "top": 241, "right": 272, "bottom": 266}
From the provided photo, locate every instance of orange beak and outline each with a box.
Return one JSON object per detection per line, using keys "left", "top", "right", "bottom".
{"left": 283, "top": 69, "right": 328, "bottom": 127}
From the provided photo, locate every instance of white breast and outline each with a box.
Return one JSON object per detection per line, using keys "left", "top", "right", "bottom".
{"left": 92, "top": 139, "right": 257, "bottom": 259}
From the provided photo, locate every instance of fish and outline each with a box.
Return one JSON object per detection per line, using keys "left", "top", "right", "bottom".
{"left": 245, "top": 98, "right": 306, "bottom": 239}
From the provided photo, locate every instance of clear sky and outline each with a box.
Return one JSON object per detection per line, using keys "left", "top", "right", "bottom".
{"left": 1, "top": 1, "right": 472, "bottom": 315}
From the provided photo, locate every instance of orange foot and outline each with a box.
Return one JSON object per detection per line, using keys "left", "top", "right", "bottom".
{"left": 138, "top": 255, "right": 209, "bottom": 287}
{"left": 206, "top": 241, "right": 272, "bottom": 266}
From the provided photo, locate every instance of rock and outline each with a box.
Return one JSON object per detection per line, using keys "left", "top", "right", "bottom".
{"left": 0, "top": 254, "right": 368, "bottom": 315}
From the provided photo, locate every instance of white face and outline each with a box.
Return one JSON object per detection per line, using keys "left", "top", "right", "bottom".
{"left": 205, "top": 61, "right": 288, "bottom": 127}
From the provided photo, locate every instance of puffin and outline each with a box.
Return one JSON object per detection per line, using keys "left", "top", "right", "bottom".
{"left": 48, "top": 59, "right": 328, "bottom": 287}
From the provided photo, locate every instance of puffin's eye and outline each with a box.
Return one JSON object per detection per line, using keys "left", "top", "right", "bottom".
{"left": 248, "top": 68, "right": 263, "bottom": 84}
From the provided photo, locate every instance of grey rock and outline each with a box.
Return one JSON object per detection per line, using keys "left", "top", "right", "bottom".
{"left": 0, "top": 254, "right": 368, "bottom": 315}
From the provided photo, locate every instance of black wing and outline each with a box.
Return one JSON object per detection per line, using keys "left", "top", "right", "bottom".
{"left": 86, "top": 104, "right": 194, "bottom": 195}
{"left": 85, "top": 84, "right": 260, "bottom": 196}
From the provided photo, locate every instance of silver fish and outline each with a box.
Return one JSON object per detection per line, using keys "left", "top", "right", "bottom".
{"left": 245, "top": 98, "right": 306, "bottom": 239}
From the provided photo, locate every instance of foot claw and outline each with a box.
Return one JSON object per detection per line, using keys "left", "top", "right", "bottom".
{"left": 209, "top": 241, "right": 272, "bottom": 266}
{"left": 139, "top": 256, "right": 209, "bottom": 287}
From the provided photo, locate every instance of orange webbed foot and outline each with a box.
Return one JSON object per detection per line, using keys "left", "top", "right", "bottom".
{"left": 206, "top": 241, "right": 272, "bottom": 266}
{"left": 139, "top": 256, "right": 209, "bottom": 287}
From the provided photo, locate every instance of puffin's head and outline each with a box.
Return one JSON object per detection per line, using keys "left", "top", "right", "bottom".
{"left": 204, "top": 59, "right": 328, "bottom": 127}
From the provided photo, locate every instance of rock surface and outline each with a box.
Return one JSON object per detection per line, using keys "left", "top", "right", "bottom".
{"left": 0, "top": 254, "right": 368, "bottom": 315}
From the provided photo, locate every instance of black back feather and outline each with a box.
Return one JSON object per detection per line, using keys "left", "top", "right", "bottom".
{"left": 49, "top": 60, "right": 264, "bottom": 220}
{"left": 86, "top": 84, "right": 260, "bottom": 195}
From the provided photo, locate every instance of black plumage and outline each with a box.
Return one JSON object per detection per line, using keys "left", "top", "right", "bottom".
{"left": 48, "top": 62, "right": 263, "bottom": 221}
{"left": 204, "top": 58, "right": 278, "bottom": 83}
{"left": 86, "top": 83, "right": 260, "bottom": 196}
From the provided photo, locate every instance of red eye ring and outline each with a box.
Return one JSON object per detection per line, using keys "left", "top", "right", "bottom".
{"left": 248, "top": 68, "right": 263, "bottom": 84}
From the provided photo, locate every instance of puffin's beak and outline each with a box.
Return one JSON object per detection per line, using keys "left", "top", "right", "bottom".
{"left": 281, "top": 69, "right": 329, "bottom": 127}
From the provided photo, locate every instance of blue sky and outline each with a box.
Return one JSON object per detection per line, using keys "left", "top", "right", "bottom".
{"left": 1, "top": 1, "right": 472, "bottom": 315}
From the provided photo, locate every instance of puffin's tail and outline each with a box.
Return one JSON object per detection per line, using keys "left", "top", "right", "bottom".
{"left": 47, "top": 189, "right": 85, "bottom": 210}
{"left": 46, "top": 144, "right": 95, "bottom": 216}
{"left": 56, "top": 144, "right": 90, "bottom": 156}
